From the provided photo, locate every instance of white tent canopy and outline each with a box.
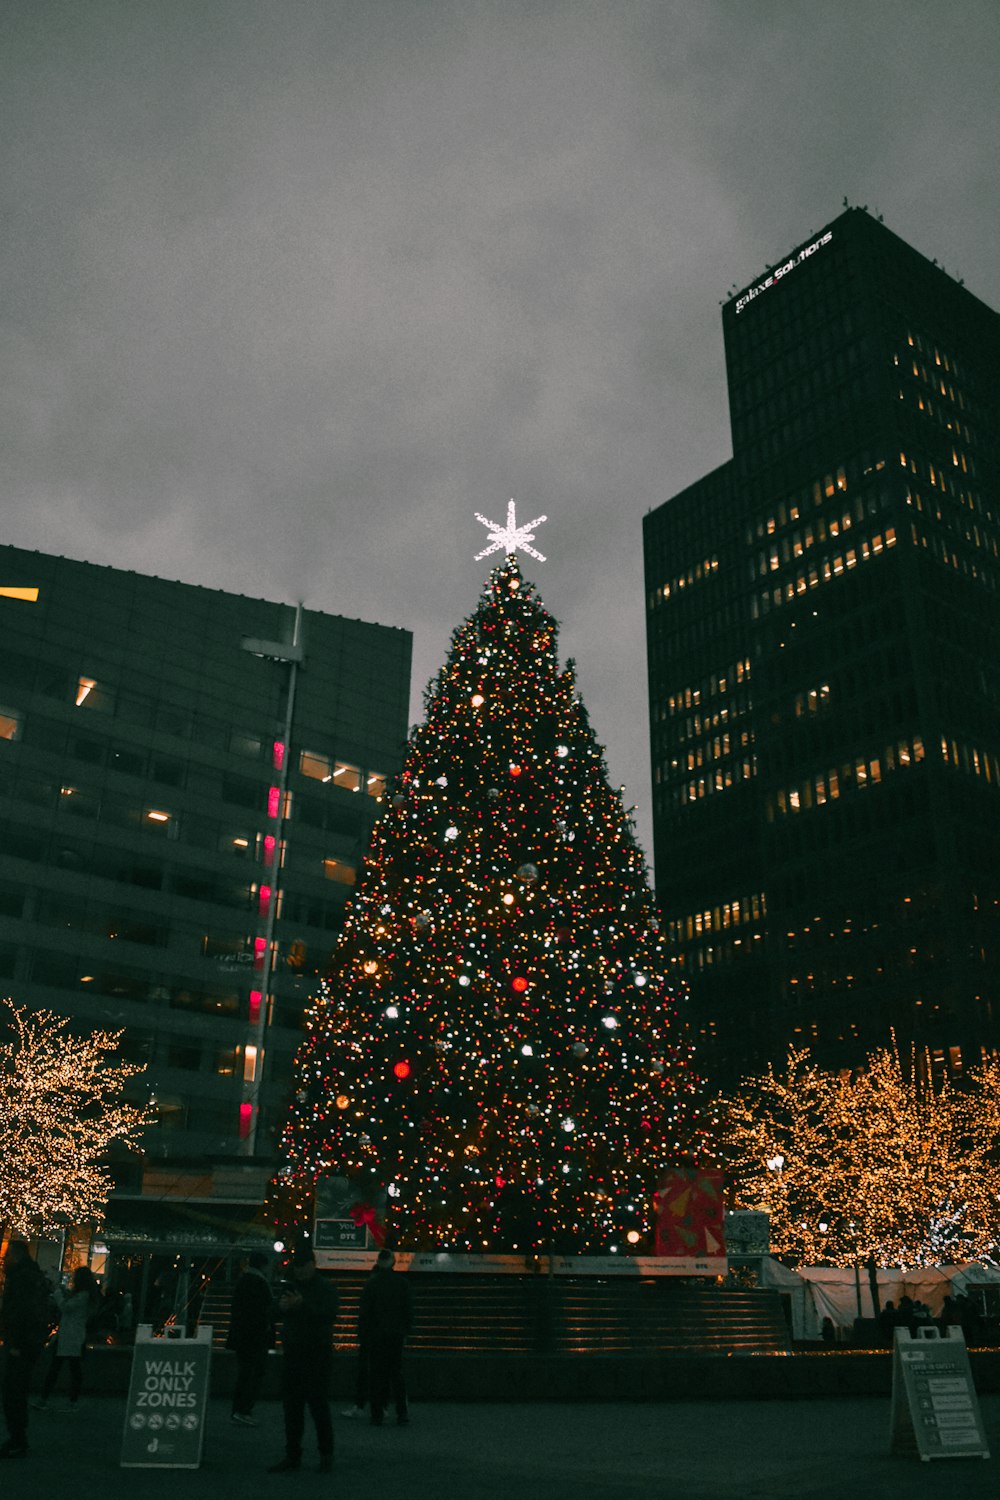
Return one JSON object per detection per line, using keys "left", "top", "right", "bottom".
{"left": 756, "top": 1260, "right": 1000, "bottom": 1338}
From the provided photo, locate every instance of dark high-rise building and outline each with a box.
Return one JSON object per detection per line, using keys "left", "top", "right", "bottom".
{"left": 0, "top": 545, "right": 411, "bottom": 1214}
{"left": 644, "top": 208, "right": 1000, "bottom": 1089}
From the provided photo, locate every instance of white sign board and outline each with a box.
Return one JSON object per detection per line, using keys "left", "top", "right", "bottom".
{"left": 890, "top": 1326, "right": 989, "bottom": 1462}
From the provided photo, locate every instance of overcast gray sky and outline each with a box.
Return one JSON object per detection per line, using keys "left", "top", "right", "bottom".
{"left": 4, "top": 0, "right": 999, "bottom": 868}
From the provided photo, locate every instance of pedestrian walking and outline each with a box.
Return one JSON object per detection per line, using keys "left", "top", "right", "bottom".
{"left": 268, "top": 1247, "right": 339, "bottom": 1473}
{"left": 360, "top": 1249, "right": 412, "bottom": 1427}
{"left": 227, "top": 1251, "right": 274, "bottom": 1426}
{"left": 33, "top": 1265, "right": 101, "bottom": 1410}
{"left": 0, "top": 1242, "right": 51, "bottom": 1460}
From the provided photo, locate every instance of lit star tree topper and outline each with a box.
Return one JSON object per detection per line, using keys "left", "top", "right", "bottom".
{"left": 474, "top": 499, "right": 548, "bottom": 562}
{"left": 272, "top": 554, "right": 708, "bottom": 1255}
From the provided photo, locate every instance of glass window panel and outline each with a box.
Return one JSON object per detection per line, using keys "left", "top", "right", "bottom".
{"left": 0, "top": 707, "right": 22, "bottom": 741}
{"left": 332, "top": 760, "right": 362, "bottom": 792}
{"left": 300, "top": 750, "right": 333, "bottom": 781}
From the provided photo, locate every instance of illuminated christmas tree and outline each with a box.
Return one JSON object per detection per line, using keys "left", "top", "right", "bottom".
{"left": 275, "top": 526, "right": 704, "bottom": 1254}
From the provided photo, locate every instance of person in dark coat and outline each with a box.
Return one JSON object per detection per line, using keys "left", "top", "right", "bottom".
{"left": 360, "top": 1249, "right": 412, "bottom": 1427}
{"left": 267, "top": 1248, "right": 339, "bottom": 1474}
{"left": 226, "top": 1251, "right": 274, "bottom": 1426}
{"left": 1, "top": 1242, "right": 51, "bottom": 1459}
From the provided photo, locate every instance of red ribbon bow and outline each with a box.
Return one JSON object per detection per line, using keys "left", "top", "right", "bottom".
{"left": 349, "top": 1200, "right": 385, "bottom": 1247}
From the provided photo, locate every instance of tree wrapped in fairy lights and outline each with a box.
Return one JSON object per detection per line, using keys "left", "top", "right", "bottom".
{"left": 718, "top": 1040, "right": 1000, "bottom": 1268}
{"left": 0, "top": 1000, "right": 152, "bottom": 1239}
{"left": 274, "top": 551, "right": 705, "bottom": 1253}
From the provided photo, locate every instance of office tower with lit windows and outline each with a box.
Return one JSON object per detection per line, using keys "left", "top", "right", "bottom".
{"left": 0, "top": 545, "right": 411, "bottom": 1217}
{"left": 644, "top": 208, "right": 1000, "bottom": 1089}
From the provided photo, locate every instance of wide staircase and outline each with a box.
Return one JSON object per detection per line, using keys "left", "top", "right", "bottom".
{"left": 200, "top": 1273, "right": 790, "bottom": 1356}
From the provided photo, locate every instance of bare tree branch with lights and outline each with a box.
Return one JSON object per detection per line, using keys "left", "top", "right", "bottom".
{"left": 0, "top": 999, "right": 152, "bottom": 1240}
{"left": 718, "top": 1038, "right": 1000, "bottom": 1268}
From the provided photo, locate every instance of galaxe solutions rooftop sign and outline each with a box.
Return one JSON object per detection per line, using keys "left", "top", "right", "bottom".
{"left": 735, "top": 230, "right": 833, "bottom": 314}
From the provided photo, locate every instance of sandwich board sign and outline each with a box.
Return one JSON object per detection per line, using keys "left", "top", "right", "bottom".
{"left": 890, "top": 1325, "right": 989, "bottom": 1461}
{"left": 120, "top": 1324, "right": 213, "bottom": 1468}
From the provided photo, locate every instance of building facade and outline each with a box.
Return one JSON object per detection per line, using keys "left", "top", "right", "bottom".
{"left": 645, "top": 209, "right": 1000, "bottom": 1089}
{"left": 0, "top": 545, "right": 411, "bottom": 1207}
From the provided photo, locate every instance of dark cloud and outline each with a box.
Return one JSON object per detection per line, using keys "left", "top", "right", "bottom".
{"left": 3, "top": 0, "right": 998, "bottom": 867}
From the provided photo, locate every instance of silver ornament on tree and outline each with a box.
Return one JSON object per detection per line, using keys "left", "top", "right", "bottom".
{"left": 517, "top": 863, "right": 539, "bottom": 884}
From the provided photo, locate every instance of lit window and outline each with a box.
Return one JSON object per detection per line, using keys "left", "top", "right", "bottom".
{"left": 243, "top": 1044, "right": 258, "bottom": 1083}
{"left": 300, "top": 750, "right": 332, "bottom": 781}
{"left": 333, "top": 760, "right": 362, "bottom": 792}
{"left": 75, "top": 675, "right": 115, "bottom": 712}
{"left": 0, "top": 708, "right": 22, "bottom": 741}
{"left": 367, "top": 771, "right": 387, "bottom": 799}
{"left": 143, "top": 808, "right": 177, "bottom": 837}
{"left": 323, "top": 857, "right": 357, "bottom": 885}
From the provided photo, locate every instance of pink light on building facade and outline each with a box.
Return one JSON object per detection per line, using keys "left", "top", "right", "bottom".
{"left": 254, "top": 937, "right": 267, "bottom": 970}
{"left": 273, "top": 740, "right": 286, "bottom": 770}
{"left": 258, "top": 883, "right": 272, "bottom": 915}
{"left": 249, "top": 990, "right": 262, "bottom": 1023}
{"left": 268, "top": 785, "right": 280, "bottom": 819}
{"left": 239, "top": 1102, "right": 253, "bottom": 1138}
{"left": 263, "top": 834, "right": 276, "bottom": 867}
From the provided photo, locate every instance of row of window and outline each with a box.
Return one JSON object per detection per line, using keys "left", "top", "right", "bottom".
{"left": 747, "top": 455, "right": 889, "bottom": 544}
{"left": 661, "top": 658, "right": 751, "bottom": 717}
{"left": 738, "top": 369, "right": 874, "bottom": 465}
{"left": 0, "top": 700, "right": 388, "bottom": 804}
{"left": 902, "top": 352, "right": 969, "bottom": 410}
{"left": 650, "top": 556, "right": 720, "bottom": 607}
{"left": 658, "top": 694, "right": 752, "bottom": 748}
{"left": 733, "top": 336, "right": 870, "bottom": 439}
{"left": 19, "top": 948, "right": 314, "bottom": 1026}
{"left": 0, "top": 800, "right": 357, "bottom": 889}
{"left": 912, "top": 522, "right": 1000, "bottom": 594}
{"left": 750, "top": 528, "right": 897, "bottom": 617}
{"left": 675, "top": 934, "right": 763, "bottom": 970}
{"left": 659, "top": 756, "right": 757, "bottom": 805}
{"left": 0, "top": 655, "right": 288, "bottom": 755}
{"left": 752, "top": 487, "right": 891, "bottom": 578}
{"left": 905, "top": 489, "right": 1000, "bottom": 557}
{"left": 765, "top": 736, "right": 926, "bottom": 819}
{"left": 940, "top": 735, "right": 1000, "bottom": 786}
{"left": 665, "top": 891, "right": 767, "bottom": 945}
{"left": 666, "top": 726, "right": 754, "bottom": 773}
{"left": 300, "top": 749, "right": 386, "bottom": 796}
{"left": 898, "top": 381, "right": 975, "bottom": 451}
{"left": 730, "top": 303, "right": 861, "bottom": 406}
{"left": 904, "top": 328, "right": 972, "bottom": 395}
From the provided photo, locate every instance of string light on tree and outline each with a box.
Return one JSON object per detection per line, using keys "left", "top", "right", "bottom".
{"left": 0, "top": 1000, "right": 152, "bottom": 1239}
{"left": 270, "top": 540, "right": 706, "bottom": 1253}
{"left": 717, "top": 1038, "right": 1000, "bottom": 1268}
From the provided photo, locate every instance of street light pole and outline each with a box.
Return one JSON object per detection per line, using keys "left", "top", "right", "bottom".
{"left": 240, "top": 604, "right": 304, "bottom": 1157}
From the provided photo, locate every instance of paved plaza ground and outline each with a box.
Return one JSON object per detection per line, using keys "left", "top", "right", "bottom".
{"left": 4, "top": 1393, "right": 1000, "bottom": 1500}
